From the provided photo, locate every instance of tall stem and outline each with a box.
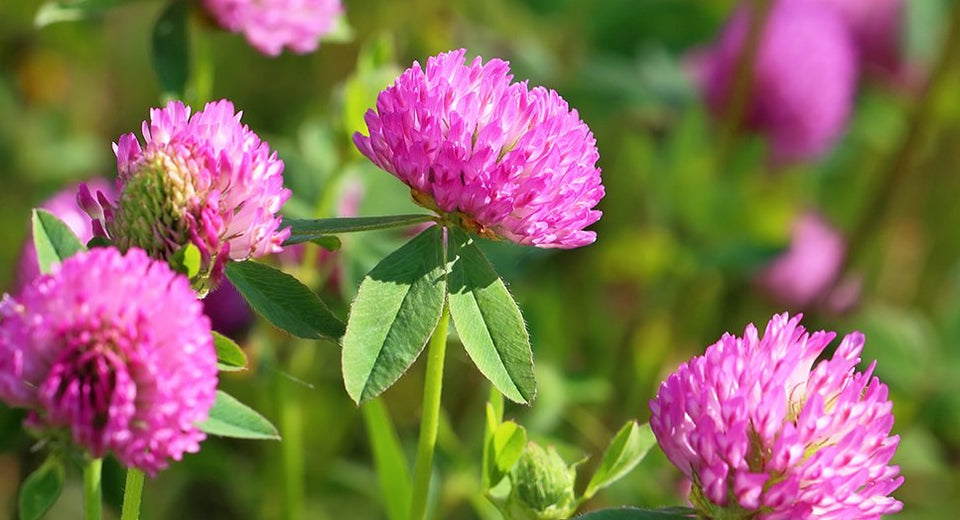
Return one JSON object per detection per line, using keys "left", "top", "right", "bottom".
{"left": 408, "top": 303, "right": 450, "bottom": 520}
{"left": 715, "top": 0, "right": 773, "bottom": 168}
{"left": 120, "top": 468, "right": 145, "bottom": 520}
{"left": 83, "top": 458, "right": 103, "bottom": 520}
{"left": 843, "top": 3, "right": 960, "bottom": 272}
{"left": 277, "top": 372, "right": 305, "bottom": 520}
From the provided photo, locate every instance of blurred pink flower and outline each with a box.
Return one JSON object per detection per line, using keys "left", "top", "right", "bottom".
{"left": 804, "top": 0, "right": 907, "bottom": 82}
{"left": 83, "top": 100, "right": 290, "bottom": 291}
{"left": 16, "top": 179, "right": 116, "bottom": 290}
{"left": 650, "top": 313, "right": 902, "bottom": 519}
{"left": 696, "top": 1, "right": 858, "bottom": 163}
{"left": 756, "top": 212, "right": 847, "bottom": 309}
{"left": 201, "top": 0, "right": 342, "bottom": 57}
{"left": 354, "top": 49, "right": 604, "bottom": 248}
{"left": 0, "top": 248, "right": 218, "bottom": 475}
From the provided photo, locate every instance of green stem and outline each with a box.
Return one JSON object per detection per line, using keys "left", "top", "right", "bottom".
{"left": 843, "top": 2, "right": 960, "bottom": 272}
{"left": 277, "top": 368, "right": 305, "bottom": 520}
{"left": 120, "top": 468, "right": 145, "bottom": 520}
{"left": 715, "top": 0, "right": 773, "bottom": 168}
{"left": 408, "top": 302, "right": 451, "bottom": 520}
{"left": 83, "top": 458, "right": 102, "bottom": 520}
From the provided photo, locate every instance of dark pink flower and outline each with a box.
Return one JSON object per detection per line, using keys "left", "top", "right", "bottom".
{"left": 696, "top": 2, "right": 858, "bottom": 163}
{"left": 84, "top": 100, "right": 290, "bottom": 291}
{"left": 650, "top": 314, "right": 902, "bottom": 519}
{"left": 354, "top": 49, "right": 604, "bottom": 248}
{"left": 0, "top": 248, "right": 218, "bottom": 475}
{"left": 201, "top": 0, "right": 343, "bottom": 57}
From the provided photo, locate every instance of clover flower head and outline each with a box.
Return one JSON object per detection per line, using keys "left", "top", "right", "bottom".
{"left": 696, "top": 2, "right": 858, "bottom": 163}
{"left": 82, "top": 99, "right": 290, "bottom": 291}
{"left": 201, "top": 0, "right": 343, "bottom": 56}
{"left": 756, "top": 212, "right": 846, "bottom": 309}
{"left": 354, "top": 49, "right": 604, "bottom": 249}
{"left": 803, "top": 0, "right": 906, "bottom": 81}
{"left": 0, "top": 248, "right": 218, "bottom": 475}
{"left": 650, "top": 313, "right": 902, "bottom": 519}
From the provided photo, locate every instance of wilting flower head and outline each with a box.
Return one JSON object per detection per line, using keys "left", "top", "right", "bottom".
{"left": 83, "top": 99, "right": 290, "bottom": 291}
{"left": 756, "top": 212, "right": 846, "bottom": 309}
{"left": 0, "top": 248, "right": 218, "bottom": 475}
{"left": 201, "top": 0, "right": 343, "bottom": 56}
{"left": 354, "top": 49, "right": 604, "bottom": 249}
{"left": 16, "top": 179, "right": 116, "bottom": 290}
{"left": 696, "top": 2, "right": 857, "bottom": 163}
{"left": 650, "top": 314, "right": 902, "bottom": 519}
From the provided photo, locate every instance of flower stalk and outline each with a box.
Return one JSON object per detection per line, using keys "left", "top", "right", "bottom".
{"left": 409, "top": 302, "right": 450, "bottom": 520}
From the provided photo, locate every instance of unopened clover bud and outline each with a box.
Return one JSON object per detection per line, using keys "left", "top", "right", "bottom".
{"left": 506, "top": 442, "right": 578, "bottom": 520}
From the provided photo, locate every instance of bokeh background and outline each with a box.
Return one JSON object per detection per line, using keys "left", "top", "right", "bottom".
{"left": 1, "top": 0, "right": 960, "bottom": 518}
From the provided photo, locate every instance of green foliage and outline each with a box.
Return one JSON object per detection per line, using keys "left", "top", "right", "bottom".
{"left": 151, "top": 0, "right": 190, "bottom": 99}
{"left": 361, "top": 400, "right": 411, "bottom": 520}
{"left": 212, "top": 331, "right": 248, "bottom": 372}
{"left": 448, "top": 229, "right": 536, "bottom": 404}
{"left": 577, "top": 507, "right": 697, "bottom": 519}
{"left": 225, "top": 260, "right": 345, "bottom": 340}
{"left": 584, "top": 422, "right": 657, "bottom": 500}
{"left": 489, "top": 421, "right": 527, "bottom": 487}
{"left": 31, "top": 209, "right": 85, "bottom": 274}
{"left": 169, "top": 243, "right": 201, "bottom": 279}
{"left": 198, "top": 390, "right": 280, "bottom": 440}
{"left": 18, "top": 458, "right": 65, "bottom": 520}
{"left": 341, "top": 226, "right": 447, "bottom": 403}
{"left": 283, "top": 214, "right": 435, "bottom": 245}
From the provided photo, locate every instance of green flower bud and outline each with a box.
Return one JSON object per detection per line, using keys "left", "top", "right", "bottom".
{"left": 506, "top": 442, "right": 578, "bottom": 519}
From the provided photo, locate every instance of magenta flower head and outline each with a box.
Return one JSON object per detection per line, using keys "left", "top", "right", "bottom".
{"left": 353, "top": 49, "right": 604, "bottom": 249}
{"left": 805, "top": 0, "right": 906, "bottom": 81}
{"left": 0, "top": 247, "right": 218, "bottom": 475}
{"left": 201, "top": 0, "right": 343, "bottom": 56}
{"left": 82, "top": 99, "right": 290, "bottom": 292}
{"left": 696, "top": 2, "right": 858, "bottom": 163}
{"left": 756, "top": 212, "right": 846, "bottom": 309}
{"left": 16, "top": 179, "right": 117, "bottom": 290}
{"left": 650, "top": 314, "right": 902, "bottom": 519}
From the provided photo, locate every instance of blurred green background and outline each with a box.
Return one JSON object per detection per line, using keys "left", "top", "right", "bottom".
{"left": 2, "top": 0, "right": 960, "bottom": 518}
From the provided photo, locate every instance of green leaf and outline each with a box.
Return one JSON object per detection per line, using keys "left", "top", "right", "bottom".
{"left": 85, "top": 236, "right": 112, "bottom": 249}
{"left": 170, "top": 243, "right": 202, "bottom": 279}
{"left": 283, "top": 215, "right": 435, "bottom": 245}
{"left": 311, "top": 235, "right": 342, "bottom": 251}
{"left": 578, "top": 507, "right": 697, "bottom": 519}
{"left": 151, "top": 0, "right": 190, "bottom": 99}
{"left": 447, "top": 229, "right": 535, "bottom": 404}
{"left": 34, "top": 0, "right": 139, "bottom": 27}
{"left": 225, "top": 260, "right": 345, "bottom": 340}
{"left": 19, "top": 458, "right": 65, "bottom": 520}
{"left": 213, "top": 332, "right": 247, "bottom": 372}
{"left": 198, "top": 390, "right": 280, "bottom": 440}
{"left": 584, "top": 422, "right": 657, "bottom": 499}
{"left": 341, "top": 226, "right": 447, "bottom": 404}
{"left": 361, "top": 400, "right": 411, "bottom": 520}
{"left": 32, "top": 209, "right": 86, "bottom": 274}
{"left": 488, "top": 421, "right": 526, "bottom": 486}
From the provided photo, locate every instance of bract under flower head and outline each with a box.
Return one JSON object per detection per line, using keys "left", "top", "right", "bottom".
{"left": 650, "top": 313, "right": 902, "bottom": 519}
{"left": 0, "top": 248, "right": 218, "bottom": 475}
{"left": 201, "top": 0, "right": 343, "bottom": 57}
{"left": 696, "top": 2, "right": 857, "bottom": 163}
{"left": 354, "top": 49, "right": 604, "bottom": 249}
{"left": 84, "top": 99, "right": 290, "bottom": 291}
